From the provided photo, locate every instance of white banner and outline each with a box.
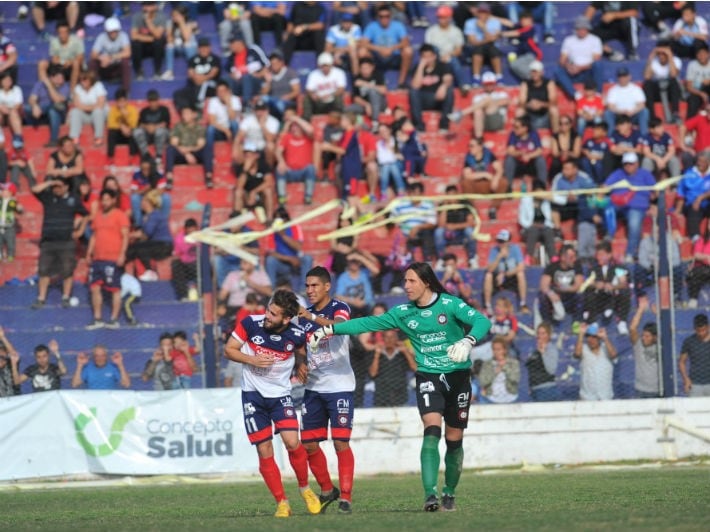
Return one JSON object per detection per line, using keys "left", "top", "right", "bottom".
{"left": 0, "top": 389, "right": 259, "bottom": 481}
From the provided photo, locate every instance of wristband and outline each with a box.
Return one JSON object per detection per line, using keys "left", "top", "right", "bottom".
{"left": 311, "top": 312, "right": 317, "bottom": 322}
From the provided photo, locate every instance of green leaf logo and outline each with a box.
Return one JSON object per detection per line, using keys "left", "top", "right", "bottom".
{"left": 74, "top": 407, "right": 136, "bottom": 457}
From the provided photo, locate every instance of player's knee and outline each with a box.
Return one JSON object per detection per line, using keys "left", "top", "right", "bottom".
{"left": 445, "top": 438, "right": 463, "bottom": 451}
{"left": 423, "top": 426, "right": 442, "bottom": 439}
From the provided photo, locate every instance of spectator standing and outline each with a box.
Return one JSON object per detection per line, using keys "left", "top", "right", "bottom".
{"left": 574, "top": 323, "right": 617, "bottom": 401}
{"left": 585, "top": 1, "right": 639, "bottom": 61}
{"left": 463, "top": 2, "right": 503, "bottom": 84}
{"left": 165, "top": 105, "right": 213, "bottom": 189}
{"left": 483, "top": 229, "right": 529, "bottom": 314}
{"left": 679, "top": 101, "right": 710, "bottom": 164}
{"left": 38, "top": 21, "right": 83, "bottom": 89}
{"left": 424, "top": 5, "right": 466, "bottom": 89}
{"left": 10, "top": 340, "right": 67, "bottom": 392}
{"left": 641, "top": 117, "right": 681, "bottom": 180}
{"left": 686, "top": 230, "right": 710, "bottom": 309}
{"left": 89, "top": 17, "right": 131, "bottom": 92}
{"left": 106, "top": 89, "right": 139, "bottom": 162}
{"left": 604, "top": 67, "right": 650, "bottom": 137}
{"left": 162, "top": 5, "right": 198, "bottom": 80}
{"left": 171, "top": 218, "right": 199, "bottom": 301}
{"left": 684, "top": 43, "right": 710, "bottom": 120}
{"left": 26, "top": 66, "right": 70, "bottom": 148}
{"left": 679, "top": 314, "right": 710, "bottom": 397}
{"left": 409, "top": 44, "right": 454, "bottom": 133}
{"left": 604, "top": 152, "right": 657, "bottom": 261}
{"left": 71, "top": 346, "right": 131, "bottom": 390}
{"left": 30, "top": 177, "right": 88, "bottom": 309}
{"left": 518, "top": 61, "right": 559, "bottom": 133}
{"left": 0, "top": 182, "right": 22, "bottom": 261}
{"left": 503, "top": 114, "right": 548, "bottom": 186}
{"left": 126, "top": 190, "right": 173, "bottom": 281}
{"left": 283, "top": 1, "right": 326, "bottom": 64}
{"left": 173, "top": 37, "right": 221, "bottom": 111}
{"left": 478, "top": 336, "right": 520, "bottom": 404}
{"left": 260, "top": 50, "right": 301, "bottom": 119}
{"left": 629, "top": 298, "right": 660, "bottom": 398}
{"left": 275, "top": 113, "right": 317, "bottom": 205}
{"left": 132, "top": 89, "right": 171, "bottom": 165}
{"left": 670, "top": 4, "right": 708, "bottom": 59}
{"left": 86, "top": 189, "right": 130, "bottom": 330}
{"left": 68, "top": 71, "right": 108, "bottom": 147}
{"left": 0, "top": 327, "right": 18, "bottom": 397}
{"left": 642, "top": 44, "right": 682, "bottom": 123}
{"left": 554, "top": 16, "right": 603, "bottom": 100}
{"left": 303, "top": 52, "right": 346, "bottom": 121}
{"left": 525, "top": 322, "right": 561, "bottom": 402}
{"left": 130, "top": 0, "right": 168, "bottom": 79}
{"left": 142, "top": 332, "right": 175, "bottom": 390}
{"left": 434, "top": 185, "right": 478, "bottom": 269}
{"left": 359, "top": 5, "right": 413, "bottom": 88}
{"left": 449, "top": 72, "right": 509, "bottom": 141}
{"left": 369, "top": 329, "right": 416, "bottom": 407}
{"left": 539, "top": 244, "right": 584, "bottom": 324}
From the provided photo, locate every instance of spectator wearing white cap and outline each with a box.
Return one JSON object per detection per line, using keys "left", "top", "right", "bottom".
{"left": 603, "top": 151, "right": 657, "bottom": 261}
{"left": 483, "top": 229, "right": 529, "bottom": 314}
{"left": 303, "top": 52, "right": 346, "bottom": 120}
{"left": 554, "top": 16, "right": 603, "bottom": 100}
{"left": 604, "top": 67, "right": 650, "bottom": 137}
{"left": 574, "top": 322, "right": 617, "bottom": 401}
{"left": 89, "top": 17, "right": 131, "bottom": 92}
{"left": 518, "top": 60, "right": 559, "bottom": 133}
{"left": 448, "top": 71, "right": 509, "bottom": 140}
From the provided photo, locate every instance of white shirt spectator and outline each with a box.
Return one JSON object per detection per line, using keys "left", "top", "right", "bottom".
{"left": 0, "top": 85, "right": 22, "bottom": 107}
{"left": 207, "top": 95, "right": 242, "bottom": 129}
{"left": 376, "top": 137, "right": 398, "bottom": 165}
{"left": 91, "top": 31, "right": 130, "bottom": 56}
{"left": 73, "top": 81, "right": 108, "bottom": 107}
{"left": 605, "top": 82, "right": 646, "bottom": 113}
{"left": 686, "top": 58, "right": 710, "bottom": 90}
{"left": 424, "top": 24, "right": 464, "bottom": 57}
{"left": 579, "top": 344, "right": 615, "bottom": 401}
{"left": 305, "top": 66, "right": 347, "bottom": 102}
{"left": 472, "top": 88, "right": 509, "bottom": 107}
{"left": 239, "top": 112, "right": 280, "bottom": 151}
{"left": 650, "top": 57, "right": 682, "bottom": 80}
{"left": 560, "top": 33, "right": 603, "bottom": 68}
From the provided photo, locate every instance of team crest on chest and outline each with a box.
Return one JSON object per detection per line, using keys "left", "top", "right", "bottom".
{"left": 438, "top": 314, "right": 448, "bottom": 324}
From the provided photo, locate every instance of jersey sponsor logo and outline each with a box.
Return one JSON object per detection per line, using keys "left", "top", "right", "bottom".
{"left": 244, "top": 402, "right": 256, "bottom": 415}
{"left": 270, "top": 335, "right": 282, "bottom": 341}
{"left": 397, "top": 304, "right": 409, "bottom": 311}
{"left": 438, "top": 314, "right": 448, "bottom": 324}
{"left": 421, "top": 344, "right": 445, "bottom": 353}
{"left": 407, "top": 320, "right": 419, "bottom": 329}
{"left": 420, "top": 331, "right": 447, "bottom": 343}
{"left": 252, "top": 335, "right": 265, "bottom": 345}
{"left": 421, "top": 310, "right": 432, "bottom": 317}
{"left": 419, "top": 381, "right": 435, "bottom": 394}
{"left": 467, "top": 310, "right": 475, "bottom": 317}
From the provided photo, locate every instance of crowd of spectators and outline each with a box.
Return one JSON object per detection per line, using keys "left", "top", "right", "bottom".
{"left": 1, "top": 2, "right": 710, "bottom": 401}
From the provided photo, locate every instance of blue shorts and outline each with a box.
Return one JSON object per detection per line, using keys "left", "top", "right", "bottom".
{"left": 241, "top": 390, "right": 299, "bottom": 445}
{"left": 89, "top": 260, "right": 122, "bottom": 292}
{"left": 300, "top": 389, "right": 354, "bottom": 443}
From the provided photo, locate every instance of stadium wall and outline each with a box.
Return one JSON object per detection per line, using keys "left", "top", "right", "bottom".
{"left": 1, "top": 392, "right": 708, "bottom": 482}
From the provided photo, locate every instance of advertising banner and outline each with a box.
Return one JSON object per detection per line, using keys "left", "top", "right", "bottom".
{"left": 0, "top": 389, "right": 258, "bottom": 481}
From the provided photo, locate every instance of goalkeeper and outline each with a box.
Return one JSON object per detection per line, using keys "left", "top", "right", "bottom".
{"left": 309, "top": 262, "right": 490, "bottom": 512}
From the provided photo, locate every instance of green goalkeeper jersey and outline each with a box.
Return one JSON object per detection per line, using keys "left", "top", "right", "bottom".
{"left": 333, "top": 293, "right": 491, "bottom": 373}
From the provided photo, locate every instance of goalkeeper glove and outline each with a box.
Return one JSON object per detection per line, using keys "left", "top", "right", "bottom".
{"left": 446, "top": 335, "right": 476, "bottom": 363}
{"left": 308, "top": 324, "right": 334, "bottom": 350}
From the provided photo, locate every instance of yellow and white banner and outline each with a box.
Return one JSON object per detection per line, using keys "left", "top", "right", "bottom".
{"left": 0, "top": 390, "right": 258, "bottom": 481}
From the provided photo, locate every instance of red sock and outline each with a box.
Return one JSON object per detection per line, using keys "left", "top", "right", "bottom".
{"left": 259, "top": 456, "right": 285, "bottom": 502}
{"left": 336, "top": 447, "right": 355, "bottom": 502}
{"left": 287, "top": 444, "right": 310, "bottom": 488}
{"left": 307, "top": 446, "right": 334, "bottom": 493}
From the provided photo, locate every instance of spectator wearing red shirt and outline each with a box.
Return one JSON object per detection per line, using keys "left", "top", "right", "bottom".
{"left": 171, "top": 218, "right": 198, "bottom": 301}
{"left": 680, "top": 101, "right": 710, "bottom": 168}
{"left": 171, "top": 330, "right": 200, "bottom": 388}
{"left": 576, "top": 79, "right": 604, "bottom": 137}
{"left": 86, "top": 189, "right": 130, "bottom": 329}
{"left": 275, "top": 113, "right": 316, "bottom": 205}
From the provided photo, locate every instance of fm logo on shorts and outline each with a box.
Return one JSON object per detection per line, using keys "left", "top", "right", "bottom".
{"left": 280, "top": 397, "right": 294, "bottom": 407}
{"left": 336, "top": 398, "right": 350, "bottom": 414}
{"left": 457, "top": 392, "right": 470, "bottom": 408}
{"left": 438, "top": 314, "right": 448, "bottom": 324}
{"left": 407, "top": 320, "right": 419, "bottom": 330}
{"left": 419, "top": 381, "right": 435, "bottom": 394}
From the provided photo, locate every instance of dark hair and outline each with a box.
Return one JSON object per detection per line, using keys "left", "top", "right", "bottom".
{"left": 681, "top": 3, "right": 695, "bottom": 13}
{"left": 562, "top": 158, "right": 578, "bottom": 167}
{"left": 695, "top": 41, "right": 709, "bottom": 54}
{"left": 420, "top": 43, "right": 436, "bottom": 55}
{"left": 216, "top": 79, "right": 230, "bottom": 90}
{"left": 100, "top": 188, "right": 118, "bottom": 200}
{"left": 56, "top": 20, "right": 70, "bottom": 31}
{"left": 173, "top": 330, "right": 187, "bottom": 341}
{"left": 360, "top": 57, "right": 374, "bottom": 66}
{"left": 58, "top": 135, "right": 73, "bottom": 147}
{"left": 405, "top": 262, "right": 449, "bottom": 295}
{"left": 560, "top": 243, "right": 576, "bottom": 256}
{"left": 643, "top": 322, "right": 657, "bottom": 336}
{"left": 445, "top": 184, "right": 458, "bottom": 193}
{"left": 616, "top": 115, "right": 632, "bottom": 125}
{"left": 159, "top": 332, "right": 174, "bottom": 342}
{"left": 115, "top": 88, "right": 127, "bottom": 100}
{"left": 274, "top": 206, "right": 291, "bottom": 221}
{"left": 34, "top": 344, "right": 49, "bottom": 356}
{"left": 184, "top": 218, "right": 198, "bottom": 229}
{"left": 442, "top": 253, "right": 457, "bottom": 263}
{"left": 377, "top": 4, "right": 391, "bottom": 14}
{"left": 373, "top": 302, "right": 389, "bottom": 313}
{"left": 596, "top": 240, "right": 612, "bottom": 253}
{"left": 693, "top": 314, "right": 708, "bottom": 328}
{"left": 519, "top": 10, "right": 533, "bottom": 19}
{"left": 270, "top": 289, "right": 300, "bottom": 319}
{"left": 306, "top": 266, "right": 331, "bottom": 284}
{"left": 146, "top": 89, "right": 160, "bottom": 101}
{"left": 583, "top": 78, "right": 596, "bottom": 90}
{"left": 407, "top": 181, "right": 424, "bottom": 193}
{"left": 515, "top": 114, "right": 531, "bottom": 131}
{"left": 48, "top": 64, "right": 65, "bottom": 78}
{"left": 649, "top": 116, "right": 663, "bottom": 128}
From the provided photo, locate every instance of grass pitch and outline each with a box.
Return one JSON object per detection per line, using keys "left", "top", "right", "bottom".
{"left": 2, "top": 466, "right": 709, "bottom": 531}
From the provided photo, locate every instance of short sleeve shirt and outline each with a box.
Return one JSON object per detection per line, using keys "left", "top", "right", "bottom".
{"left": 91, "top": 31, "right": 130, "bottom": 56}
{"left": 171, "top": 122, "right": 206, "bottom": 147}
{"left": 49, "top": 34, "right": 85, "bottom": 62}
{"left": 543, "top": 260, "right": 583, "bottom": 292}
{"left": 23, "top": 363, "right": 62, "bottom": 392}
{"left": 363, "top": 20, "right": 408, "bottom": 49}
{"left": 681, "top": 334, "right": 710, "bottom": 384}
{"left": 487, "top": 244, "right": 524, "bottom": 274}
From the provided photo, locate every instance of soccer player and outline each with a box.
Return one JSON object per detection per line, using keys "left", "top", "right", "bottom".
{"left": 309, "top": 262, "right": 491, "bottom": 512}
{"left": 224, "top": 289, "right": 321, "bottom": 518}
{"left": 296, "top": 266, "right": 355, "bottom": 514}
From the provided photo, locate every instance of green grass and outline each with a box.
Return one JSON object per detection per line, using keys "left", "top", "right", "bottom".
{"left": 2, "top": 467, "right": 709, "bottom": 531}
